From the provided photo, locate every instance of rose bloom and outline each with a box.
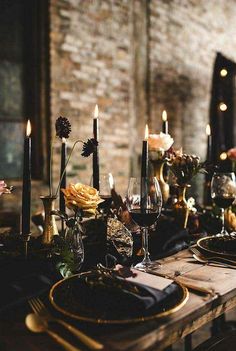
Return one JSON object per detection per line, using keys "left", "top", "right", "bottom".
{"left": 148, "top": 132, "right": 174, "bottom": 151}
{"left": 0, "top": 180, "right": 11, "bottom": 196}
{"left": 61, "top": 183, "right": 103, "bottom": 215}
{"left": 227, "top": 148, "right": 236, "bottom": 161}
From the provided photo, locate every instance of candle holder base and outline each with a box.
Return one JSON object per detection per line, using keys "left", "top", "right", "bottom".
{"left": 21, "top": 232, "right": 31, "bottom": 259}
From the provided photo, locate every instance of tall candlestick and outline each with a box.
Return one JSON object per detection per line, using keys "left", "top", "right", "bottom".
{"left": 93, "top": 104, "right": 100, "bottom": 191}
{"left": 206, "top": 124, "right": 212, "bottom": 162}
{"left": 59, "top": 138, "right": 66, "bottom": 213}
{"left": 162, "top": 110, "right": 168, "bottom": 134}
{"left": 22, "top": 120, "right": 31, "bottom": 236}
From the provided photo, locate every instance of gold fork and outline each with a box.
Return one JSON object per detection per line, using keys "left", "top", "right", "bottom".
{"left": 29, "top": 298, "right": 103, "bottom": 350}
{"left": 190, "top": 247, "right": 236, "bottom": 267}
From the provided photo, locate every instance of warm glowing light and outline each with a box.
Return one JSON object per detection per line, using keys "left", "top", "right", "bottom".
{"left": 144, "top": 124, "right": 149, "bottom": 140}
{"left": 220, "top": 68, "right": 228, "bottom": 77}
{"left": 162, "top": 110, "right": 167, "bottom": 122}
{"left": 26, "top": 120, "right": 31, "bottom": 137}
{"left": 206, "top": 124, "right": 211, "bottom": 136}
{"left": 220, "top": 152, "right": 227, "bottom": 160}
{"left": 219, "top": 102, "right": 227, "bottom": 112}
{"left": 94, "top": 104, "right": 99, "bottom": 119}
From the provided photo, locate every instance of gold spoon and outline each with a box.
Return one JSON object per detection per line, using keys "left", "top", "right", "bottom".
{"left": 25, "top": 313, "right": 80, "bottom": 351}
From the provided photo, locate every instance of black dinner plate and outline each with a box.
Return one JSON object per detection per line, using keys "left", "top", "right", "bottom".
{"left": 49, "top": 271, "right": 189, "bottom": 324}
{"left": 197, "top": 235, "right": 236, "bottom": 259}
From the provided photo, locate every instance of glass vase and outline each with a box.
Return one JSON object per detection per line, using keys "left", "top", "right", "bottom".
{"left": 65, "top": 220, "right": 84, "bottom": 273}
{"left": 151, "top": 159, "right": 170, "bottom": 204}
{"left": 173, "top": 184, "right": 191, "bottom": 229}
{"left": 40, "top": 195, "right": 59, "bottom": 245}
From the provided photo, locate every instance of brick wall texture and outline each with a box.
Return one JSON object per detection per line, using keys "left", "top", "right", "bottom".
{"left": 49, "top": 0, "right": 236, "bottom": 198}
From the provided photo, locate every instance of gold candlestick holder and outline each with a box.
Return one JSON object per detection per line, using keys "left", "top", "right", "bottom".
{"left": 21, "top": 232, "right": 31, "bottom": 259}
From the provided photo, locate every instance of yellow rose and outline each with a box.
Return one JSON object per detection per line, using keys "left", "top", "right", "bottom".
{"left": 61, "top": 183, "right": 103, "bottom": 215}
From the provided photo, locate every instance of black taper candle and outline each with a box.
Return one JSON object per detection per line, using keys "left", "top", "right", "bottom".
{"left": 59, "top": 138, "right": 66, "bottom": 213}
{"left": 22, "top": 120, "right": 31, "bottom": 236}
{"left": 141, "top": 125, "right": 149, "bottom": 210}
{"left": 162, "top": 110, "right": 168, "bottom": 134}
{"left": 93, "top": 104, "right": 100, "bottom": 191}
{"left": 206, "top": 124, "right": 212, "bottom": 162}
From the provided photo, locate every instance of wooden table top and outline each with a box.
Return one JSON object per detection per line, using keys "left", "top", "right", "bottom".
{"left": 1, "top": 248, "right": 236, "bottom": 351}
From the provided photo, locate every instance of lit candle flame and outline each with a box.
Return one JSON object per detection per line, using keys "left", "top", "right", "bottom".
{"left": 26, "top": 120, "right": 31, "bottom": 137}
{"left": 206, "top": 124, "right": 211, "bottom": 136}
{"left": 144, "top": 124, "right": 149, "bottom": 140}
{"left": 162, "top": 110, "right": 167, "bottom": 122}
{"left": 94, "top": 104, "right": 99, "bottom": 119}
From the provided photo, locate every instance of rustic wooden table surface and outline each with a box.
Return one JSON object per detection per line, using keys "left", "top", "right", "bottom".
{"left": 1, "top": 249, "right": 236, "bottom": 351}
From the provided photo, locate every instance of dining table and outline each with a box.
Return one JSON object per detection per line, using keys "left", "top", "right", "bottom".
{"left": 1, "top": 248, "right": 236, "bottom": 351}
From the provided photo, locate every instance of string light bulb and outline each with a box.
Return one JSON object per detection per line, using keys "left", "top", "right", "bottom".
{"left": 220, "top": 68, "right": 228, "bottom": 77}
{"left": 220, "top": 152, "right": 227, "bottom": 160}
{"left": 219, "top": 102, "right": 227, "bottom": 112}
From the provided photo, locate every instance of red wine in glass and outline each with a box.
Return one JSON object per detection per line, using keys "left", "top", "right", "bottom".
{"left": 99, "top": 195, "right": 112, "bottom": 211}
{"left": 129, "top": 209, "right": 160, "bottom": 227}
{"left": 213, "top": 196, "right": 235, "bottom": 209}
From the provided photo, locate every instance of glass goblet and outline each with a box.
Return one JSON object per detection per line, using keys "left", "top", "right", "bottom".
{"left": 98, "top": 173, "right": 114, "bottom": 214}
{"left": 126, "top": 177, "right": 162, "bottom": 269}
{"left": 211, "top": 172, "right": 236, "bottom": 236}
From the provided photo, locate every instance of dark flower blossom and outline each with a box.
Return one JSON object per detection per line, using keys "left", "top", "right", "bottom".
{"left": 81, "top": 138, "right": 98, "bottom": 157}
{"left": 55, "top": 116, "right": 71, "bottom": 139}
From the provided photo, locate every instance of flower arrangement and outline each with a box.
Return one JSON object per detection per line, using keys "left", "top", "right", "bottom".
{"left": 48, "top": 116, "right": 97, "bottom": 197}
{"left": 227, "top": 147, "right": 236, "bottom": 161}
{"left": 0, "top": 181, "right": 12, "bottom": 196}
{"left": 170, "top": 152, "right": 206, "bottom": 186}
{"left": 148, "top": 132, "right": 174, "bottom": 152}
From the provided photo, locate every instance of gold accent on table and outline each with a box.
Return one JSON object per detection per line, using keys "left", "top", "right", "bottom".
{"left": 173, "top": 184, "right": 191, "bottom": 229}
{"left": 49, "top": 272, "right": 189, "bottom": 324}
{"left": 151, "top": 159, "right": 170, "bottom": 204}
{"left": 40, "top": 196, "right": 59, "bottom": 245}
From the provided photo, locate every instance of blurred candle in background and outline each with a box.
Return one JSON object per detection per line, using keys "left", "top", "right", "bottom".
{"left": 141, "top": 124, "right": 149, "bottom": 178}
{"left": 93, "top": 104, "right": 100, "bottom": 191}
{"left": 59, "top": 137, "right": 66, "bottom": 213}
{"left": 22, "top": 120, "right": 31, "bottom": 235}
{"left": 206, "top": 124, "right": 212, "bottom": 162}
{"left": 162, "top": 110, "right": 168, "bottom": 134}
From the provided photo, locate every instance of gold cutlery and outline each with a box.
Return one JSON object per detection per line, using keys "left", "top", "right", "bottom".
{"left": 142, "top": 269, "right": 215, "bottom": 295}
{"left": 29, "top": 297, "right": 103, "bottom": 350}
{"left": 25, "top": 313, "right": 80, "bottom": 351}
{"left": 190, "top": 247, "right": 236, "bottom": 268}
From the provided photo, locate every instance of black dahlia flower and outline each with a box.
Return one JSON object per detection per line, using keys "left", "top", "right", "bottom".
{"left": 55, "top": 116, "right": 71, "bottom": 139}
{"left": 81, "top": 138, "right": 98, "bottom": 157}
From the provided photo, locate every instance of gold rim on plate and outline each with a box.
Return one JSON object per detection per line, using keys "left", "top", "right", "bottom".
{"left": 197, "top": 236, "right": 236, "bottom": 258}
{"left": 49, "top": 272, "right": 189, "bottom": 324}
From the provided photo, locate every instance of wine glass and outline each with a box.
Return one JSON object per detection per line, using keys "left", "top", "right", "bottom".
{"left": 98, "top": 173, "right": 114, "bottom": 214}
{"left": 211, "top": 172, "right": 236, "bottom": 236}
{"left": 126, "top": 177, "right": 162, "bottom": 269}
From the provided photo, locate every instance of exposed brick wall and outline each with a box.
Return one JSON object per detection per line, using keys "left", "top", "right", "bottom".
{"left": 2, "top": 0, "right": 236, "bottom": 218}
{"left": 50, "top": 0, "right": 236, "bottom": 199}
{"left": 50, "top": 0, "right": 133, "bottom": 196}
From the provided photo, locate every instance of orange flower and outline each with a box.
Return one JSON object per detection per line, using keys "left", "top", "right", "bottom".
{"left": 61, "top": 183, "right": 103, "bottom": 215}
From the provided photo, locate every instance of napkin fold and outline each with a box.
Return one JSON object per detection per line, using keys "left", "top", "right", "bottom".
{"left": 69, "top": 270, "right": 179, "bottom": 319}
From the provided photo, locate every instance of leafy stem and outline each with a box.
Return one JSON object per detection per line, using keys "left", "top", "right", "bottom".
{"left": 55, "top": 139, "right": 84, "bottom": 197}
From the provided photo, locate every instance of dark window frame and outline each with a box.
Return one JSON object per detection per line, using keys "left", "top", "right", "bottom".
{"left": 0, "top": 0, "right": 50, "bottom": 181}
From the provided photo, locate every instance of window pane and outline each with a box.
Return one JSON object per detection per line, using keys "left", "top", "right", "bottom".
{"left": 0, "top": 122, "right": 24, "bottom": 178}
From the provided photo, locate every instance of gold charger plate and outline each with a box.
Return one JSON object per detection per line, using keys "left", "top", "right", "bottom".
{"left": 49, "top": 271, "right": 189, "bottom": 324}
{"left": 197, "top": 236, "right": 236, "bottom": 259}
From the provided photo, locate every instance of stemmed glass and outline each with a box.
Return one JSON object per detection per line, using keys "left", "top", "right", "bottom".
{"left": 211, "top": 172, "right": 236, "bottom": 236}
{"left": 98, "top": 173, "right": 114, "bottom": 214}
{"left": 126, "top": 177, "right": 162, "bottom": 269}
